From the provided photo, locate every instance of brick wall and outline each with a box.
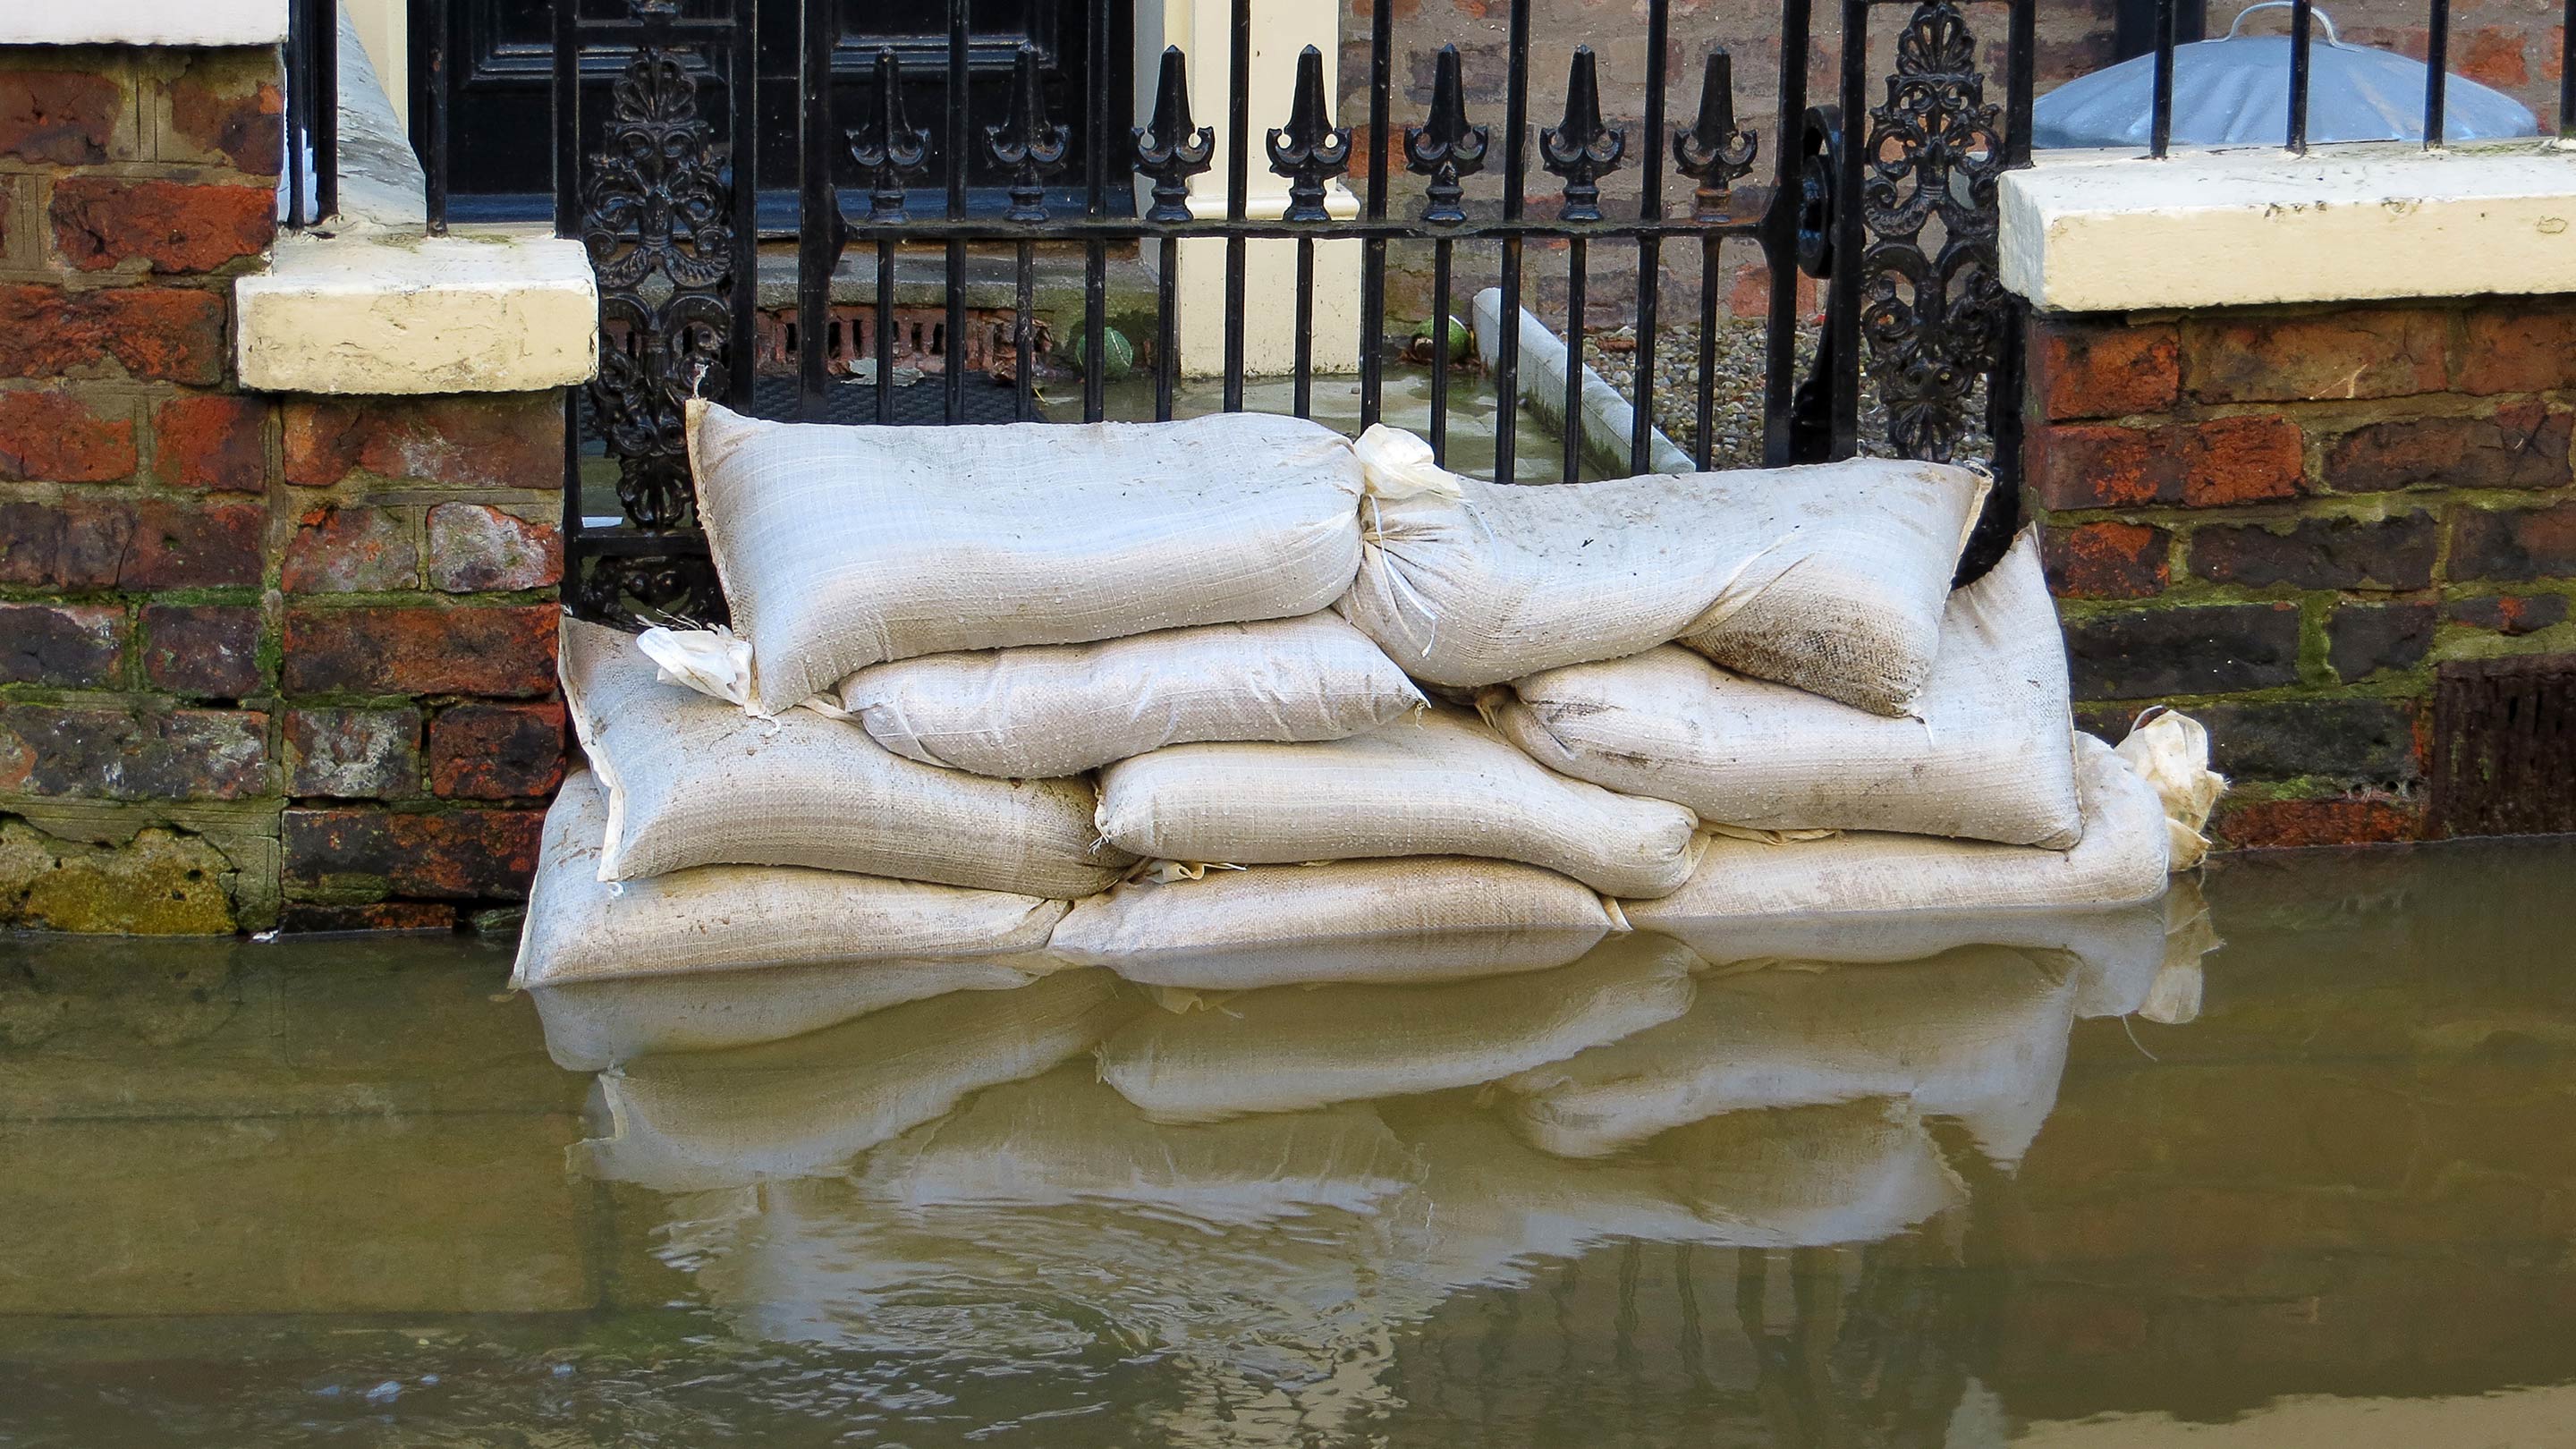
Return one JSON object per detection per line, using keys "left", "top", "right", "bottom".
{"left": 2026, "top": 299, "right": 2576, "bottom": 850}
{"left": 0, "top": 46, "right": 567, "bottom": 934}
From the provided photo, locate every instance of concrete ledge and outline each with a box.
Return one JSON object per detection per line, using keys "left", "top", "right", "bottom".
{"left": 0, "top": 0, "right": 287, "bottom": 47}
{"left": 236, "top": 231, "right": 599, "bottom": 396}
{"left": 2002, "top": 140, "right": 2576, "bottom": 313}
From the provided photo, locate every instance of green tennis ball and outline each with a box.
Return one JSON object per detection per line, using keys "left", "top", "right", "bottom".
{"left": 1411, "top": 316, "right": 1471, "bottom": 362}
{"left": 1072, "top": 327, "right": 1135, "bottom": 381}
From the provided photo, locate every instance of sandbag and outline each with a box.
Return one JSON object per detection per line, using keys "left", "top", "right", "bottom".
{"left": 561, "top": 616, "right": 1130, "bottom": 894}
{"left": 1093, "top": 933, "right": 1703, "bottom": 1123}
{"left": 572, "top": 967, "right": 1139, "bottom": 1192}
{"left": 1624, "top": 733, "right": 2173, "bottom": 926}
{"left": 1046, "top": 854, "right": 1621, "bottom": 988}
{"left": 1093, "top": 708, "right": 1702, "bottom": 897}
{"left": 513, "top": 772, "right": 1069, "bottom": 994}
{"left": 833, "top": 614, "right": 1424, "bottom": 778}
{"left": 2116, "top": 708, "right": 2228, "bottom": 869}
{"left": 1502, "top": 944, "right": 2079, "bottom": 1164}
{"left": 687, "top": 400, "right": 1368, "bottom": 715}
{"left": 1338, "top": 425, "right": 1987, "bottom": 712}
{"left": 1488, "top": 530, "right": 2082, "bottom": 847}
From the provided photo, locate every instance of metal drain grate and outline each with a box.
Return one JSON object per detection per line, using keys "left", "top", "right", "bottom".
{"left": 754, "top": 306, "right": 1046, "bottom": 378}
{"left": 2428, "top": 655, "right": 2576, "bottom": 838}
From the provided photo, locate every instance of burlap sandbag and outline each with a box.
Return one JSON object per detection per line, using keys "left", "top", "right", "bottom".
{"left": 1488, "top": 530, "right": 2082, "bottom": 846}
{"left": 1093, "top": 933, "right": 1703, "bottom": 1123}
{"left": 834, "top": 613, "right": 1424, "bottom": 779}
{"left": 513, "top": 773, "right": 1070, "bottom": 997}
{"left": 562, "top": 617, "right": 1130, "bottom": 894}
{"left": 1624, "top": 733, "right": 2172, "bottom": 926}
{"left": 1046, "top": 855, "right": 1620, "bottom": 988}
{"left": 1338, "top": 425, "right": 1987, "bottom": 713}
{"left": 1093, "top": 708, "right": 1702, "bottom": 897}
{"left": 687, "top": 401, "right": 1368, "bottom": 715}
{"left": 572, "top": 966, "right": 1139, "bottom": 1192}
{"left": 1502, "top": 944, "right": 2079, "bottom": 1163}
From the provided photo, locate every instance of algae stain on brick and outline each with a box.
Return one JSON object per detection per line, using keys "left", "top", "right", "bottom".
{"left": 1, "top": 818, "right": 237, "bottom": 933}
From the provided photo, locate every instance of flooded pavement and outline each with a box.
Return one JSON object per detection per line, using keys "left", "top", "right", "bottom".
{"left": 4, "top": 839, "right": 2575, "bottom": 1447}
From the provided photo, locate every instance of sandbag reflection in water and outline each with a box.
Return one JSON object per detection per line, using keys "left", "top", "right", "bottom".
{"left": 555, "top": 886, "right": 2219, "bottom": 1440}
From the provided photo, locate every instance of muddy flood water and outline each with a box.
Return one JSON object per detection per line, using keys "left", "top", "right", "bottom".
{"left": 4, "top": 838, "right": 2575, "bottom": 1448}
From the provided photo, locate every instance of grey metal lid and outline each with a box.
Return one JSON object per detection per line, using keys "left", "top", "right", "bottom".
{"left": 2034, "top": 3, "right": 2540, "bottom": 148}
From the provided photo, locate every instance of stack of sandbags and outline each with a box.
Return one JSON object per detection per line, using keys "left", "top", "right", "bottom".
{"left": 515, "top": 403, "right": 1425, "bottom": 1001}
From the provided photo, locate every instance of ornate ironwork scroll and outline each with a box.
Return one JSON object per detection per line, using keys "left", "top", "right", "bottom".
{"left": 1406, "top": 44, "right": 1488, "bottom": 225}
{"left": 1538, "top": 47, "right": 1624, "bottom": 222}
{"left": 852, "top": 48, "right": 931, "bottom": 224}
{"left": 1133, "top": 46, "right": 1214, "bottom": 223}
{"left": 1674, "top": 48, "right": 1758, "bottom": 223}
{"left": 1266, "top": 46, "right": 1350, "bottom": 222}
{"left": 1856, "top": 0, "right": 2008, "bottom": 464}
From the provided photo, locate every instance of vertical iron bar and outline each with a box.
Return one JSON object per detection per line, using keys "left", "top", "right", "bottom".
{"left": 1082, "top": 0, "right": 1110, "bottom": 422}
{"left": 798, "top": 0, "right": 836, "bottom": 420}
{"left": 1430, "top": 239, "right": 1454, "bottom": 462}
{"left": 1294, "top": 240, "right": 1316, "bottom": 416}
{"left": 552, "top": 0, "right": 578, "bottom": 236}
{"left": 425, "top": 0, "right": 450, "bottom": 233}
{"left": 2287, "top": 0, "right": 2314, "bottom": 153}
{"left": 2425, "top": 0, "right": 2451, "bottom": 148}
{"left": 1631, "top": 0, "right": 1670, "bottom": 476}
{"left": 876, "top": 241, "right": 896, "bottom": 423}
{"left": 2150, "top": 0, "right": 2175, "bottom": 157}
{"left": 1156, "top": 235, "right": 1180, "bottom": 419}
{"left": 1563, "top": 239, "right": 1586, "bottom": 480}
{"left": 1494, "top": 0, "right": 1532, "bottom": 484}
{"left": 1224, "top": 0, "right": 1250, "bottom": 412}
{"left": 728, "top": 0, "right": 759, "bottom": 413}
{"left": 285, "top": 0, "right": 310, "bottom": 228}
{"left": 945, "top": 0, "right": 969, "bottom": 424}
{"left": 311, "top": 0, "right": 338, "bottom": 222}
{"left": 2007, "top": 0, "right": 2036, "bottom": 167}
{"left": 1829, "top": 0, "right": 1866, "bottom": 457}
{"left": 1017, "top": 241, "right": 1037, "bottom": 419}
{"left": 1698, "top": 235, "right": 1718, "bottom": 470}
{"left": 1760, "top": 0, "right": 1814, "bottom": 466}
{"left": 1360, "top": 0, "right": 1393, "bottom": 428}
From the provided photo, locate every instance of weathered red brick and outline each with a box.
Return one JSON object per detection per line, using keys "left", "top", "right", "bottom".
{"left": 2455, "top": 305, "right": 2576, "bottom": 396}
{"left": 2183, "top": 309, "right": 2450, "bottom": 403}
{"left": 277, "top": 901, "right": 459, "bottom": 934}
{"left": 0, "top": 602, "right": 123, "bottom": 686}
{"left": 2213, "top": 795, "right": 2424, "bottom": 850}
{"left": 2065, "top": 603, "right": 2304, "bottom": 701}
{"left": 2190, "top": 513, "right": 2440, "bottom": 591}
{"left": 0, "top": 70, "right": 121, "bottom": 165}
{"left": 2322, "top": 402, "right": 2573, "bottom": 494}
{"left": 0, "top": 284, "right": 226, "bottom": 384}
{"left": 0, "top": 498, "right": 131, "bottom": 589}
{"left": 2028, "top": 423, "right": 2161, "bottom": 511}
{"left": 2043, "top": 521, "right": 2170, "bottom": 599}
{"left": 286, "top": 707, "right": 421, "bottom": 799}
{"left": 2443, "top": 593, "right": 2571, "bottom": 637}
{"left": 2327, "top": 602, "right": 2436, "bottom": 682}
{"left": 140, "top": 603, "right": 264, "bottom": 697}
{"left": 284, "top": 395, "right": 564, "bottom": 489}
{"left": 165, "top": 54, "right": 284, "bottom": 174}
{"left": 283, "top": 505, "right": 419, "bottom": 594}
{"left": 282, "top": 606, "right": 558, "bottom": 698}
{"left": 2177, "top": 415, "right": 2306, "bottom": 505}
{"left": 0, "top": 703, "right": 269, "bottom": 801}
{"left": 428, "top": 700, "right": 565, "bottom": 800}
{"left": 0, "top": 387, "right": 136, "bottom": 482}
{"left": 154, "top": 392, "right": 267, "bottom": 492}
{"left": 2034, "top": 319, "right": 2179, "bottom": 421}
{"left": 2450, "top": 501, "right": 2576, "bottom": 582}
{"left": 51, "top": 176, "right": 275, "bottom": 275}
{"left": 2458, "top": 26, "right": 2530, "bottom": 88}
{"left": 117, "top": 498, "right": 264, "bottom": 589}
{"left": 426, "top": 503, "right": 561, "bottom": 593}
{"left": 281, "top": 806, "right": 546, "bottom": 900}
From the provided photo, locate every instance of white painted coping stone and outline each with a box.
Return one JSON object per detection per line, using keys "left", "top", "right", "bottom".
{"left": 2001, "top": 138, "right": 2576, "bottom": 313}
{"left": 1472, "top": 286, "right": 1696, "bottom": 479}
{"left": 0, "top": 0, "right": 287, "bottom": 47}
{"left": 236, "top": 230, "right": 599, "bottom": 395}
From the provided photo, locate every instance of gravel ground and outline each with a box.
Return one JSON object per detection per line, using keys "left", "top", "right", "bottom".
{"left": 1580, "top": 322, "right": 1992, "bottom": 472}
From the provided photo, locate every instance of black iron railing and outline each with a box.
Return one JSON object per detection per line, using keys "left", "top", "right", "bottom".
{"left": 2131, "top": 0, "right": 2576, "bottom": 157}
{"left": 282, "top": 0, "right": 338, "bottom": 228}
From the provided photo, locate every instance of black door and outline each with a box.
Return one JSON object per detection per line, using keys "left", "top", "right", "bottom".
{"left": 415, "top": 0, "right": 1130, "bottom": 225}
